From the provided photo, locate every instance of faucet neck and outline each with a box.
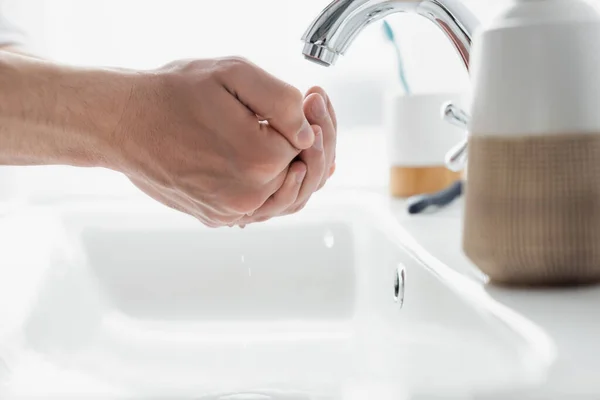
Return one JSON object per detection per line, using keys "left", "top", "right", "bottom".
{"left": 302, "top": 0, "right": 480, "bottom": 71}
{"left": 417, "top": 0, "right": 478, "bottom": 70}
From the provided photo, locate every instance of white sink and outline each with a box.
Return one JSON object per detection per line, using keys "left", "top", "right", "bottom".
{"left": 0, "top": 192, "right": 553, "bottom": 399}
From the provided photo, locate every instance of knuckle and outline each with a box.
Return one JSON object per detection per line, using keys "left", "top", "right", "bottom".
{"left": 229, "top": 191, "right": 268, "bottom": 215}
{"left": 287, "top": 203, "right": 306, "bottom": 215}
{"left": 306, "top": 85, "right": 325, "bottom": 97}
{"left": 223, "top": 215, "right": 242, "bottom": 225}
{"left": 192, "top": 210, "right": 223, "bottom": 228}
{"left": 287, "top": 86, "right": 304, "bottom": 109}
{"left": 287, "top": 86, "right": 304, "bottom": 106}
{"left": 246, "top": 164, "right": 273, "bottom": 185}
{"left": 297, "top": 201, "right": 309, "bottom": 212}
{"left": 318, "top": 179, "right": 328, "bottom": 191}
{"left": 218, "top": 56, "right": 252, "bottom": 74}
{"left": 212, "top": 218, "right": 231, "bottom": 227}
{"left": 236, "top": 153, "right": 281, "bottom": 185}
{"left": 281, "top": 194, "right": 297, "bottom": 210}
{"left": 184, "top": 58, "right": 206, "bottom": 71}
{"left": 195, "top": 216, "right": 215, "bottom": 228}
{"left": 275, "top": 85, "right": 304, "bottom": 124}
{"left": 164, "top": 201, "right": 185, "bottom": 214}
{"left": 226, "top": 55, "right": 250, "bottom": 65}
{"left": 247, "top": 161, "right": 288, "bottom": 187}
{"left": 205, "top": 219, "right": 223, "bottom": 229}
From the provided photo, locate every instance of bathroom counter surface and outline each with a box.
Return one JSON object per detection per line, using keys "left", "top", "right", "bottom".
{"left": 331, "top": 128, "right": 600, "bottom": 399}
{"left": 2, "top": 128, "right": 597, "bottom": 399}
{"left": 391, "top": 197, "right": 600, "bottom": 399}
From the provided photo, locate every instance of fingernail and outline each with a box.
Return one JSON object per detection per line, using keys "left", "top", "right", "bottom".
{"left": 311, "top": 94, "right": 328, "bottom": 120}
{"left": 296, "top": 168, "right": 307, "bottom": 184}
{"left": 297, "top": 119, "right": 315, "bottom": 147}
{"left": 313, "top": 127, "right": 324, "bottom": 151}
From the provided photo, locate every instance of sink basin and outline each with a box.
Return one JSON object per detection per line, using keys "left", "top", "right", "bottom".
{"left": 0, "top": 192, "right": 553, "bottom": 399}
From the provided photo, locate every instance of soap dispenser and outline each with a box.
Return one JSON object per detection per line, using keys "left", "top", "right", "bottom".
{"left": 463, "top": 0, "right": 600, "bottom": 286}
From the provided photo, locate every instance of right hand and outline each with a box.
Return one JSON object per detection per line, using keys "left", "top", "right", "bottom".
{"left": 111, "top": 57, "right": 321, "bottom": 227}
{"left": 236, "top": 86, "right": 338, "bottom": 227}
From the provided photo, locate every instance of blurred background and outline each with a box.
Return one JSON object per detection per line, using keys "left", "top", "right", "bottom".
{"left": 0, "top": 0, "right": 509, "bottom": 202}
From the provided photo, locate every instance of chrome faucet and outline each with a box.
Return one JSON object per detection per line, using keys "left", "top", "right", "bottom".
{"left": 302, "top": 0, "right": 479, "bottom": 171}
{"left": 302, "top": 0, "right": 479, "bottom": 70}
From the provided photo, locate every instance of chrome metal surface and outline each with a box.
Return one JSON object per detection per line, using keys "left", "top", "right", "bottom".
{"left": 301, "top": 0, "right": 479, "bottom": 69}
{"left": 394, "top": 265, "right": 406, "bottom": 309}
{"left": 442, "top": 102, "right": 469, "bottom": 130}
{"left": 442, "top": 102, "right": 470, "bottom": 172}
{"left": 445, "top": 139, "right": 468, "bottom": 172}
{"left": 302, "top": 0, "right": 479, "bottom": 173}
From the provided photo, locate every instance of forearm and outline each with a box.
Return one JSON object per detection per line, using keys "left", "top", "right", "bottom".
{"left": 0, "top": 51, "right": 136, "bottom": 168}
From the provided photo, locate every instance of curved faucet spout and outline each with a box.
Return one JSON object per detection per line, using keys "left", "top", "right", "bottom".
{"left": 302, "top": 0, "right": 479, "bottom": 70}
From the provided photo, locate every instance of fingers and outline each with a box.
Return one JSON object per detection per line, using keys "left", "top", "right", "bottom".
{"left": 303, "top": 90, "right": 336, "bottom": 190}
{"left": 293, "top": 124, "right": 326, "bottom": 207}
{"left": 323, "top": 88, "right": 338, "bottom": 131}
{"left": 236, "top": 90, "right": 337, "bottom": 227}
{"left": 237, "top": 161, "right": 307, "bottom": 225}
{"left": 217, "top": 57, "right": 315, "bottom": 150}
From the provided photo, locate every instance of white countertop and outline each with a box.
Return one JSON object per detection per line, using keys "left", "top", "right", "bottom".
{"left": 391, "top": 197, "right": 600, "bottom": 399}
{"left": 3, "top": 128, "right": 600, "bottom": 399}
{"left": 328, "top": 129, "right": 600, "bottom": 399}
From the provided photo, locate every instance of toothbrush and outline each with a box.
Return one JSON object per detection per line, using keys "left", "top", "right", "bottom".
{"left": 383, "top": 21, "right": 463, "bottom": 214}
{"left": 382, "top": 20, "right": 411, "bottom": 95}
{"left": 406, "top": 180, "right": 464, "bottom": 215}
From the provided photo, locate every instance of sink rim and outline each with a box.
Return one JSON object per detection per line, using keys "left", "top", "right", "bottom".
{"left": 0, "top": 190, "right": 558, "bottom": 397}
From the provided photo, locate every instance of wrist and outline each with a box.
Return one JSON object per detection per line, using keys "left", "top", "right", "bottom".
{"left": 0, "top": 52, "right": 139, "bottom": 169}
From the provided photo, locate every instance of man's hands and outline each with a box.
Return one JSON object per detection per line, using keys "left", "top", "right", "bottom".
{"left": 0, "top": 52, "right": 336, "bottom": 227}
{"left": 236, "top": 86, "right": 338, "bottom": 226}
{"left": 113, "top": 57, "right": 337, "bottom": 227}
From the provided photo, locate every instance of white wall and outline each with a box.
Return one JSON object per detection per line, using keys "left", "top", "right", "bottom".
{"left": 4, "top": 0, "right": 509, "bottom": 127}
{"left": 0, "top": 0, "right": 510, "bottom": 199}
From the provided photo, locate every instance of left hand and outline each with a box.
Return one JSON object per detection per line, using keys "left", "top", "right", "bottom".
{"left": 236, "top": 86, "right": 337, "bottom": 226}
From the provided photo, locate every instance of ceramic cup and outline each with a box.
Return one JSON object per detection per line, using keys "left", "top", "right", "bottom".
{"left": 383, "top": 91, "right": 467, "bottom": 198}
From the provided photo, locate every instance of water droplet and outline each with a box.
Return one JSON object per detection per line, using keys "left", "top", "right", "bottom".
{"left": 242, "top": 255, "right": 251, "bottom": 276}
{"left": 324, "top": 230, "right": 335, "bottom": 248}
